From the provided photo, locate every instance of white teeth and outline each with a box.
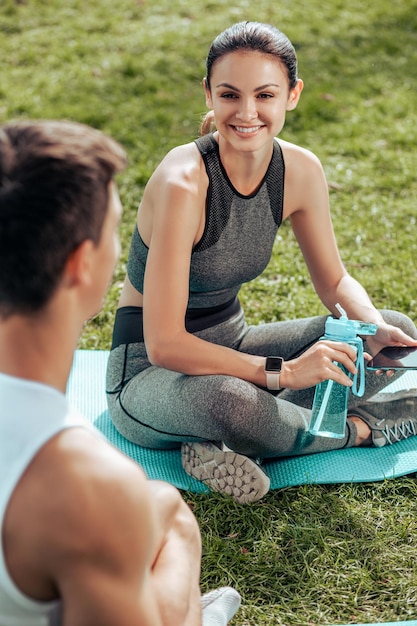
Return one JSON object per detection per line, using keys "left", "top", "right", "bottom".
{"left": 234, "top": 126, "right": 261, "bottom": 133}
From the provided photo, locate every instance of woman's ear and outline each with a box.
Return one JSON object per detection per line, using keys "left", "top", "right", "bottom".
{"left": 286, "top": 78, "right": 304, "bottom": 111}
{"left": 203, "top": 77, "right": 213, "bottom": 108}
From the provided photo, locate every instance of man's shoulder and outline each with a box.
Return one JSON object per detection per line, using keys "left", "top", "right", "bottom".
{"left": 8, "top": 426, "right": 152, "bottom": 554}
{"left": 43, "top": 426, "right": 151, "bottom": 516}
{"left": 3, "top": 425, "right": 155, "bottom": 601}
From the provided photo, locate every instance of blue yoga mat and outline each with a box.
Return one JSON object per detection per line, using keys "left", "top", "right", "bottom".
{"left": 67, "top": 350, "right": 417, "bottom": 493}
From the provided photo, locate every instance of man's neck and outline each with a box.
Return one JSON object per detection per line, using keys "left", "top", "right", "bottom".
{"left": 0, "top": 309, "right": 80, "bottom": 393}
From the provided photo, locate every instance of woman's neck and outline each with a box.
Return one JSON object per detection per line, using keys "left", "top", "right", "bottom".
{"left": 216, "top": 133, "right": 274, "bottom": 196}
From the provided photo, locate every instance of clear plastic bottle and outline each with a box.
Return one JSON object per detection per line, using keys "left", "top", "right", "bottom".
{"left": 308, "top": 304, "right": 378, "bottom": 438}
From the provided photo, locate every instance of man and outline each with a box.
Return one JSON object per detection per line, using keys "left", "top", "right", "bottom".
{"left": 0, "top": 120, "right": 240, "bottom": 625}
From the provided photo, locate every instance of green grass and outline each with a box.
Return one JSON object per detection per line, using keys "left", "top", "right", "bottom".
{"left": 193, "top": 479, "right": 417, "bottom": 624}
{"left": 2, "top": 0, "right": 417, "bottom": 623}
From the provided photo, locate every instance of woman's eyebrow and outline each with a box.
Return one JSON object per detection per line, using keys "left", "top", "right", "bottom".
{"left": 254, "top": 83, "right": 281, "bottom": 92}
{"left": 215, "top": 82, "right": 240, "bottom": 90}
{"left": 215, "top": 82, "right": 281, "bottom": 91}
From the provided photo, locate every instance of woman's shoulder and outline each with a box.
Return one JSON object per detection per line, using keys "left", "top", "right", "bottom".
{"left": 158, "top": 141, "right": 202, "bottom": 173}
{"left": 150, "top": 140, "right": 206, "bottom": 189}
{"left": 276, "top": 138, "right": 326, "bottom": 187}
{"left": 276, "top": 137, "right": 322, "bottom": 168}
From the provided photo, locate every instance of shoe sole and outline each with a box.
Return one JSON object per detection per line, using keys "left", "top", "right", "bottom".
{"left": 181, "top": 442, "right": 270, "bottom": 504}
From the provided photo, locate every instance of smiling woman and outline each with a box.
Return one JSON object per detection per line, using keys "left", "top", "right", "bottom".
{"left": 202, "top": 49, "right": 302, "bottom": 183}
{"left": 105, "top": 20, "right": 417, "bottom": 505}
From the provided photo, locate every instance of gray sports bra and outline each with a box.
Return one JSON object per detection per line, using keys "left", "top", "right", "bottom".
{"left": 127, "top": 133, "right": 285, "bottom": 310}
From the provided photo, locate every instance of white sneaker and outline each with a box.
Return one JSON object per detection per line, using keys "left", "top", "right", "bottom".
{"left": 182, "top": 441, "right": 270, "bottom": 504}
{"left": 201, "top": 586, "right": 241, "bottom": 626}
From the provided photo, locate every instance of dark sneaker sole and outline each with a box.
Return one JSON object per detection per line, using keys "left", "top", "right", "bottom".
{"left": 181, "top": 442, "right": 270, "bottom": 504}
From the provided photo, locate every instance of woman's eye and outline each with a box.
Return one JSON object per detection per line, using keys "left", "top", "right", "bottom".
{"left": 258, "top": 93, "right": 273, "bottom": 99}
{"left": 221, "top": 93, "right": 238, "bottom": 99}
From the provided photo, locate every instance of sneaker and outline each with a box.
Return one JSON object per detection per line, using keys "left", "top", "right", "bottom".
{"left": 181, "top": 441, "right": 270, "bottom": 504}
{"left": 201, "top": 586, "right": 241, "bottom": 626}
{"left": 354, "top": 400, "right": 417, "bottom": 447}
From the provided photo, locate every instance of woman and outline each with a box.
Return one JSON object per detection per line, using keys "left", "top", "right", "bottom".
{"left": 106, "top": 21, "right": 417, "bottom": 504}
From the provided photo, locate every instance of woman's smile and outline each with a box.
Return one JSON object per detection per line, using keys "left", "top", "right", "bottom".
{"left": 232, "top": 125, "right": 264, "bottom": 135}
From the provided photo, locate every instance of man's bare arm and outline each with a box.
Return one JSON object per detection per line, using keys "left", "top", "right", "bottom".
{"left": 5, "top": 428, "right": 203, "bottom": 626}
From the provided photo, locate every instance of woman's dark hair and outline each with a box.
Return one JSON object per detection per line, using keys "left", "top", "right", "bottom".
{"left": 201, "top": 21, "right": 299, "bottom": 135}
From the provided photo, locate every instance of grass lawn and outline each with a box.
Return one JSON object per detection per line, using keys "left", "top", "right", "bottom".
{"left": 2, "top": 0, "right": 417, "bottom": 623}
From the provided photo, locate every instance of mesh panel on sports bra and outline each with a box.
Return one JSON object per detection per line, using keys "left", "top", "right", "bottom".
{"left": 194, "top": 133, "right": 284, "bottom": 255}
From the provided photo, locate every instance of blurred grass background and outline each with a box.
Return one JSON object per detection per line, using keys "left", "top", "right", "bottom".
{"left": 2, "top": 0, "right": 417, "bottom": 623}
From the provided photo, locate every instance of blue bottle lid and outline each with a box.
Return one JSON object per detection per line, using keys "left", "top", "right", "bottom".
{"left": 325, "top": 315, "right": 357, "bottom": 339}
{"left": 324, "top": 304, "right": 378, "bottom": 339}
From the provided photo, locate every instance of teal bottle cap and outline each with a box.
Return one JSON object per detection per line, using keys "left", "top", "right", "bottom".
{"left": 325, "top": 316, "right": 357, "bottom": 339}
{"left": 325, "top": 304, "right": 378, "bottom": 338}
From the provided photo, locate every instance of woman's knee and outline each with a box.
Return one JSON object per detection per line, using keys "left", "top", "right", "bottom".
{"left": 380, "top": 309, "right": 417, "bottom": 338}
{"left": 203, "top": 376, "right": 268, "bottom": 441}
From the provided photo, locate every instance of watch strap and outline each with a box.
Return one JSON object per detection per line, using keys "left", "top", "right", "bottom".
{"left": 265, "top": 371, "right": 281, "bottom": 391}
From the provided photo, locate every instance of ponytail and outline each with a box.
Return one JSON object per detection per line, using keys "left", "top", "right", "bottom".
{"left": 200, "top": 111, "right": 216, "bottom": 136}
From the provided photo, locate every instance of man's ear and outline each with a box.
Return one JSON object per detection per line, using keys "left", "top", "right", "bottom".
{"left": 286, "top": 78, "right": 304, "bottom": 111}
{"left": 203, "top": 77, "right": 213, "bottom": 108}
{"left": 62, "top": 239, "right": 95, "bottom": 289}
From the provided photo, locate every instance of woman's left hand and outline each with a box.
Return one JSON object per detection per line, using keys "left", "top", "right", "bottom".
{"left": 366, "top": 322, "right": 417, "bottom": 357}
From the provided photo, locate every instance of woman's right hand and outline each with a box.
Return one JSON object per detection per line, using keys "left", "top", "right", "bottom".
{"left": 280, "top": 340, "right": 359, "bottom": 390}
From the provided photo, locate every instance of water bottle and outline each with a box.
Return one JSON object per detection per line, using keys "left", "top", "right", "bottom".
{"left": 308, "top": 304, "right": 378, "bottom": 438}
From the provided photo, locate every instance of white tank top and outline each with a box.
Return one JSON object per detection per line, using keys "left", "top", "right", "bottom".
{"left": 0, "top": 373, "right": 91, "bottom": 625}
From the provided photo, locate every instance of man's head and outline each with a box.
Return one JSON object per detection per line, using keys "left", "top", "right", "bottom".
{"left": 0, "top": 120, "right": 126, "bottom": 318}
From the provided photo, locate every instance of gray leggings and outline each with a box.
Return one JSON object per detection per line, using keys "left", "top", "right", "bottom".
{"left": 106, "top": 309, "right": 417, "bottom": 458}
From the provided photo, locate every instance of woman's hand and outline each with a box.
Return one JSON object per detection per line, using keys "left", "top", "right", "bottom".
{"left": 363, "top": 322, "right": 417, "bottom": 378}
{"left": 280, "top": 340, "right": 359, "bottom": 390}
{"left": 365, "top": 322, "right": 417, "bottom": 357}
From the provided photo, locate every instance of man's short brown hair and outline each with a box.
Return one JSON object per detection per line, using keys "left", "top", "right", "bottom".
{"left": 0, "top": 120, "right": 126, "bottom": 317}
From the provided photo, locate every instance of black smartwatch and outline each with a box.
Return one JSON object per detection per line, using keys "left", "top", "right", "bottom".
{"left": 264, "top": 356, "right": 284, "bottom": 390}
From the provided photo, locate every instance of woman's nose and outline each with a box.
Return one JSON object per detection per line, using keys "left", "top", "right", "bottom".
{"left": 236, "top": 98, "right": 258, "bottom": 121}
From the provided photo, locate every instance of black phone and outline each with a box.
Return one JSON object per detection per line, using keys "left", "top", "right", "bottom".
{"left": 367, "top": 346, "right": 417, "bottom": 370}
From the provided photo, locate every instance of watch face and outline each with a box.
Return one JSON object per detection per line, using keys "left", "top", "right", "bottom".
{"left": 265, "top": 356, "right": 283, "bottom": 372}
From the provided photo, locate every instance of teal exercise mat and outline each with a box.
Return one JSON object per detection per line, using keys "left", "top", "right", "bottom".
{"left": 67, "top": 350, "right": 417, "bottom": 492}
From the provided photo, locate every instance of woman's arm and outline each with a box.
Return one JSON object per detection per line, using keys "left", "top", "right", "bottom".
{"left": 139, "top": 142, "right": 376, "bottom": 390}
{"left": 141, "top": 144, "right": 269, "bottom": 386}
{"left": 282, "top": 140, "right": 417, "bottom": 355}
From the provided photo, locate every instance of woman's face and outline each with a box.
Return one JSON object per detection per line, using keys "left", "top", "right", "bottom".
{"left": 205, "top": 50, "right": 302, "bottom": 153}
